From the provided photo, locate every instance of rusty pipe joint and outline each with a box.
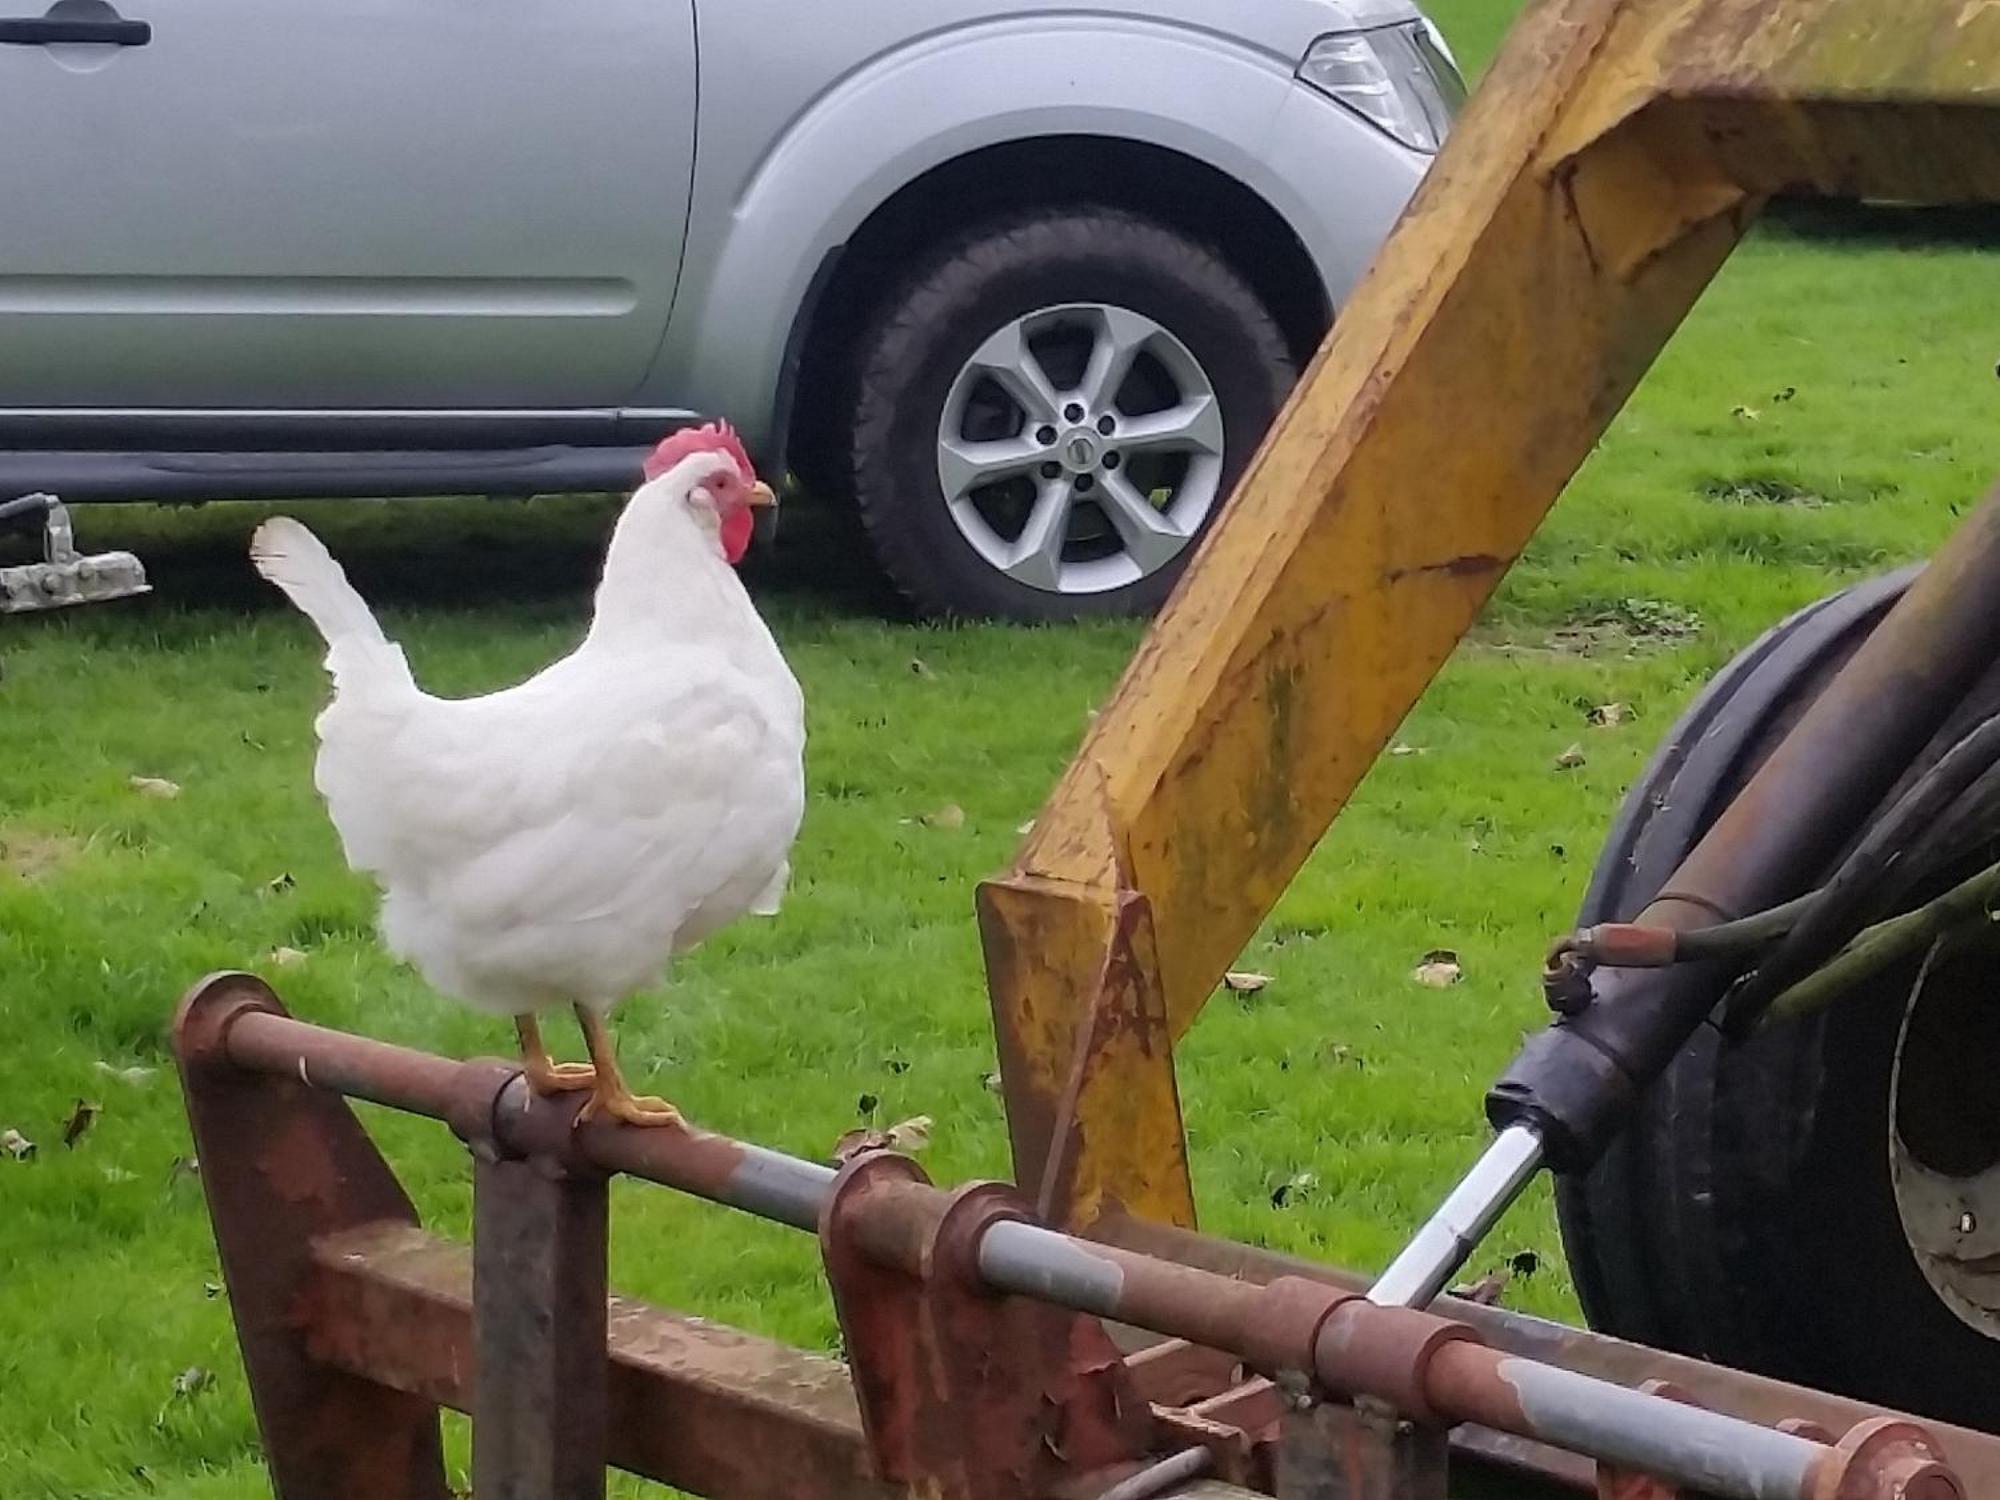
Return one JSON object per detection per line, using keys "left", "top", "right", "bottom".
{"left": 1809, "top": 1419, "right": 1964, "bottom": 1500}
{"left": 1311, "top": 1300, "right": 1481, "bottom": 1427}
{"left": 1238, "top": 1276, "right": 1359, "bottom": 1375}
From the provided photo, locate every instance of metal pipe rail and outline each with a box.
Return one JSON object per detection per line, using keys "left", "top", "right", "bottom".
{"left": 178, "top": 981, "right": 1962, "bottom": 1500}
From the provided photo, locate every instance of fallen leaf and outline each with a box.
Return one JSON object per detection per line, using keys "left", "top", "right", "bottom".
{"left": 1389, "top": 742, "right": 1424, "bottom": 757}
{"left": 1554, "top": 743, "right": 1588, "bottom": 771}
{"left": 831, "top": 1114, "right": 935, "bottom": 1164}
{"left": 94, "top": 1061, "right": 156, "bottom": 1086}
{"left": 1732, "top": 404, "right": 1761, "bottom": 422}
{"left": 171, "top": 1367, "right": 215, "bottom": 1400}
{"left": 266, "top": 871, "right": 296, "bottom": 893}
{"left": 1015, "top": 819, "right": 1036, "bottom": 836}
{"left": 1412, "top": 950, "right": 1464, "bottom": 988}
{"left": 1322, "top": 1043, "right": 1365, "bottom": 1070}
{"left": 62, "top": 1098, "right": 100, "bottom": 1149}
{"left": 1270, "top": 1171, "right": 1317, "bottom": 1209}
{"left": 1223, "top": 970, "right": 1273, "bottom": 995}
{"left": 1, "top": 1128, "right": 36, "bottom": 1161}
{"left": 883, "top": 1115, "right": 932, "bottom": 1152}
{"left": 1449, "top": 1271, "right": 1511, "bottom": 1306}
{"left": 167, "top": 1154, "right": 199, "bottom": 1186}
{"left": 982, "top": 1072, "right": 1003, "bottom": 1095}
{"left": 909, "top": 658, "right": 934, "bottom": 678}
{"left": 920, "top": 803, "right": 965, "bottom": 831}
{"left": 204, "top": 1281, "right": 222, "bottom": 1299}
{"left": 1586, "top": 702, "right": 1631, "bottom": 728}
{"left": 129, "top": 776, "right": 182, "bottom": 800}
{"left": 270, "top": 946, "right": 307, "bottom": 967}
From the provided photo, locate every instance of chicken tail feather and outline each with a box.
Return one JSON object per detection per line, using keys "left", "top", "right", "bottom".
{"left": 251, "top": 517, "right": 409, "bottom": 692}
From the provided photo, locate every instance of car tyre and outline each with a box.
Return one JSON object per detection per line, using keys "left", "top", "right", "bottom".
{"left": 847, "top": 206, "right": 1294, "bottom": 621}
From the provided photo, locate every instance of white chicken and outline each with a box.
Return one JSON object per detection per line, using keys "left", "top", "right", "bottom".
{"left": 250, "top": 424, "right": 805, "bottom": 1127}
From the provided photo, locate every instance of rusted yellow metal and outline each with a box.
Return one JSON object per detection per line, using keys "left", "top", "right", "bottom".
{"left": 980, "top": 0, "right": 2000, "bottom": 1231}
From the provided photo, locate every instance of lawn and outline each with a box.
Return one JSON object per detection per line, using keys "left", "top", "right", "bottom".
{"left": 5, "top": 6, "right": 2000, "bottom": 1495}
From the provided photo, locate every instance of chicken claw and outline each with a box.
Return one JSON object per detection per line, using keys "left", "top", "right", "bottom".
{"left": 579, "top": 1088, "right": 684, "bottom": 1129}
{"left": 515, "top": 1014, "right": 597, "bottom": 1096}
{"left": 574, "top": 1004, "right": 685, "bottom": 1130}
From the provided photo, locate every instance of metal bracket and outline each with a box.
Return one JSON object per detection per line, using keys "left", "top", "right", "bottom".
{"left": 0, "top": 493, "right": 149, "bottom": 613}
{"left": 820, "top": 1155, "right": 1152, "bottom": 1500}
{"left": 170, "top": 974, "right": 450, "bottom": 1500}
{"left": 1275, "top": 1395, "right": 1448, "bottom": 1500}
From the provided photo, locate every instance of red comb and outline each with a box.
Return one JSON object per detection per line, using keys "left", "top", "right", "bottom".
{"left": 643, "top": 420, "right": 755, "bottom": 484}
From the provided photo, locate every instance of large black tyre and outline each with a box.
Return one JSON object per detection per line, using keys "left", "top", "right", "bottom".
{"left": 845, "top": 207, "right": 1294, "bottom": 622}
{"left": 1557, "top": 568, "right": 2000, "bottom": 1429}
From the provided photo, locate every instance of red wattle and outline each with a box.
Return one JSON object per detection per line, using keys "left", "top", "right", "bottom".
{"left": 720, "top": 506, "right": 755, "bottom": 565}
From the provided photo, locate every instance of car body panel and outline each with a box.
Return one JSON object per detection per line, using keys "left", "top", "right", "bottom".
{"left": 0, "top": 0, "right": 697, "bottom": 408}
{"left": 658, "top": 0, "right": 1432, "bottom": 454}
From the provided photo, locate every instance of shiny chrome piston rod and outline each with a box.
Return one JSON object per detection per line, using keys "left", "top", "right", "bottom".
{"left": 1367, "top": 1124, "right": 1545, "bottom": 1309}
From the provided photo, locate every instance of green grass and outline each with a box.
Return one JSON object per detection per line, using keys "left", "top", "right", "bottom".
{"left": 6, "top": 9, "right": 2000, "bottom": 1495}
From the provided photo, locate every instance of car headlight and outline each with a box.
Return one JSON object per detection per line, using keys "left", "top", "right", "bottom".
{"left": 1296, "top": 21, "right": 1467, "bottom": 154}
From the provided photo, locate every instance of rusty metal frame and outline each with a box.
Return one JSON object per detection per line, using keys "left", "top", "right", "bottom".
{"left": 978, "top": 0, "right": 2000, "bottom": 1232}
{"left": 173, "top": 975, "right": 1989, "bottom": 1500}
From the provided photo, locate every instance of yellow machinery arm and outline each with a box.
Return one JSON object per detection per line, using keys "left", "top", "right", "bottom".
{"left": 979, "top": 0, "right": 2000, "bottom": 1232}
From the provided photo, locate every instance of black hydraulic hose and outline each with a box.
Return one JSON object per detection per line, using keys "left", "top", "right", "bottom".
{"left": 1720, "top": 708, "right": 2000, "bottom": 1030}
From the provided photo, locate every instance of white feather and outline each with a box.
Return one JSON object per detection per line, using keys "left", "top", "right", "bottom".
{"left": 255, "top": 452, "right": 807, "bottom": 1019}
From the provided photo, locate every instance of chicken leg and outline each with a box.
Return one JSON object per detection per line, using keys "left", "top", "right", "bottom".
{"left": 515, "top": 1014, "right": 597, "bottom": 1096}
{"left": 574, "top": 1004, "right": 684, "bottom": 1128}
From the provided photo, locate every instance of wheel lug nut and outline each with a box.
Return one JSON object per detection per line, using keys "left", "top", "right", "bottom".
{"left": 1063, "top": 402, "right": 1086, "bottom": 423}
{"left": 1104, "top": 452, "right": 1121, "bottom": 470}
{"left": 1096, "top": 415, "right": 1116, "bottom": 435}
{"left": 1076, "top": 474, "right": 1096, "bottom": 493}
{"left": 1036, "top": 425, "right": 1057, "bottom": 445}
{"left": 1040, "top": 461, "right": 1061, "bottom": 480}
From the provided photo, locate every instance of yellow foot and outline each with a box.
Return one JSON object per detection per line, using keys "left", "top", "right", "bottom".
{"left": 577, "top": 1087, "right": 684, "bottom": 1129}
{"left": 524, "top": 1059, "right": 597, "bottom": 1096}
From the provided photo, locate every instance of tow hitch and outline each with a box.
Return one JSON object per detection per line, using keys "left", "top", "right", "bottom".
{"left": 0, "top": 493, "right": 149, "bottom": 614}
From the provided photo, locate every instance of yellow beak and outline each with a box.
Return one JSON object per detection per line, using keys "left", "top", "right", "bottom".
{"left": 746, "top": 480, "right": 778, "bottom": 509}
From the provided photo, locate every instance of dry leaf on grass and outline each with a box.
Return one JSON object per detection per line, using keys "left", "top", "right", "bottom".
{"left": 1, "top": 1128, "right": 36, "bottom": 1161}
{"left": 167, "top": 1154, "right": 200, "bottom": 1186}
{"left": 1449, "top": 1271, "right": 1511, "bottom": 1306}
{"left": 1412, "top": 950, "right": 1464, "bottom": 988}
{"left": 270, "top": 946, "right": 308, "bottom": 967}
{"left": 1222, "top": 971, "right": 1273, "bottom": 995}
{"left": 62, "top": 1099, "right": 99, "bottom": 1149}
{"left": 129, "top": 776, "right": 182, "bottom": 800}
{"left": 831, "top": 1114, "right": 934, "bottom": 1164}
{"left": 1270, "top": 1170, "right": 1317, "bottom": 1209}
{"left": 920, "top": 803, "right": 965, "bottom": 830}
{"left": 1554, "top": 743, "right": 1588, "bottom": 771}
{"left": 1586, "top": 702, "right": 1631, "bottom": 728}
{"left": 171, "top": 1367, "right": 215, "bottom": 1400}
{"left": 94, "top": 1061, "right": 156, "bottom": 1086}
{"left": 1015, "top": 819, "right": 1036, "bottom": 836}
{"left": 909, "top": 658, "right": 934, "bottom": 678}
{"left": 1389, "top": 742, "right": 1424, "bottom": 757}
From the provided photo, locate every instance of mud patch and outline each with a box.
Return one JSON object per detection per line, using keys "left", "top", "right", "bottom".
{"left": 0, "top": 828, "right": 86, "bottom": 883}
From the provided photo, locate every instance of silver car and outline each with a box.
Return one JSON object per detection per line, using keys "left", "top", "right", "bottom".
{"left": 0, "top": 0, "right": 1458, "bottom": 621}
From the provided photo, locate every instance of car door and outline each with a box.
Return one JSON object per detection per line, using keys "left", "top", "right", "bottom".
{"left": 0, "top": 0, "right": 696, "bottom": 411}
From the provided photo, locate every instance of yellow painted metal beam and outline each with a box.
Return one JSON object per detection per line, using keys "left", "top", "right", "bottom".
{"left": 981, "top": 0, "right": 2000, "bottom": 1230}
